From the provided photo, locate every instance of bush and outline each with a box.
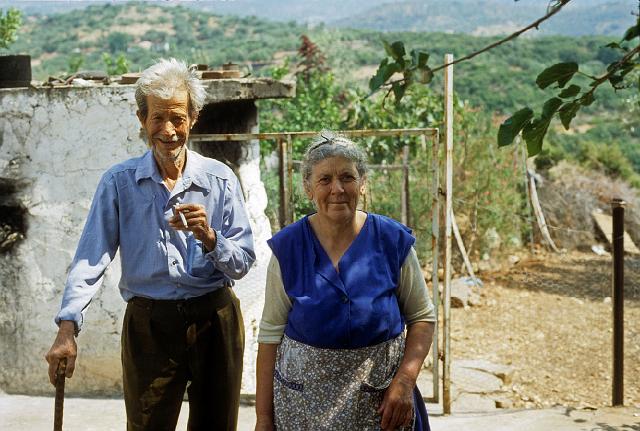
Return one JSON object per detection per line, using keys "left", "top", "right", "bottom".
{"left": 259, "top": 62, "right": 525, "bottom": 261}
{"left": 0, "top": 8, "right": 21, "bottom": 50}
{"left": 107, "top": 32, "right": 132, "bottom": 54}
{"left": 538, "top": 161, "right": 640, "bottom": 248}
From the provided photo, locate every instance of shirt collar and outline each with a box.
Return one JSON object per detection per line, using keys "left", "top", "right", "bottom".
{"left": 135, "top": 148, "right": 210, "bottom": 191}
{"left": 134, "top": 150, "right": 163, "bottom": 184}
{"left": 181, "top": 149, "right": 211, "bottom": 191}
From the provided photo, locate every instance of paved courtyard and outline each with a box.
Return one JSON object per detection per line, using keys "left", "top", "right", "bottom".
{"left": 1, "top": 392, "right": 639, "bottom": 430}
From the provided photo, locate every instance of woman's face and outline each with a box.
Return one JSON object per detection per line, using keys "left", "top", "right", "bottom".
{"left": 306, "top": 156, "right": 366, "bottom": 223}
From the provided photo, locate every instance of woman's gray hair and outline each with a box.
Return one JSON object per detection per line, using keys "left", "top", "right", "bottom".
{"left": 135, "top": 58, "right": 206, "bottom": 120}
{"left": 302, "top": 131, "right": 368, "bottom": 184}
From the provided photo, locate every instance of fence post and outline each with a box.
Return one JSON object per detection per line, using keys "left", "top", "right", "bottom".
{"left": 430, "top": 131, "right": 440, "bottom": 404}
{"left": 286, "top": 134, "right": 294, "bottom": 225}
{"left": 401, "top": 143, "right": 410, "bottom": 226}
{"left": 611, "top": 198, "right": 625, "bottom": 406}
{"left": 277, "top": 138, "right": 288, "bottom": 229}
{"left": 442, "top": 53, "right": 454, "bottom": 415}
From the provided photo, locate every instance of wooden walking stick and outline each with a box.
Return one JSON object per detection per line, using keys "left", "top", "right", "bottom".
{"left": 54, "top": 358, "right": 67, "bottom": 431}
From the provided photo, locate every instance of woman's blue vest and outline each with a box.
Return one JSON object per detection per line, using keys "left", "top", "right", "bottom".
{"left": 267, "top": 213, "right": 415, "bottom": 349}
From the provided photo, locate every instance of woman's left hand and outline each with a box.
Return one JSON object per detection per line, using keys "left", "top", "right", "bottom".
{"left": 378, "top": 373, "right": 415, "bottom": 430}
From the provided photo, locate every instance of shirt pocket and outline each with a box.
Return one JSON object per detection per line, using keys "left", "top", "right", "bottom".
{"left": 186, "top": 235, "right": 216, "bottom": 278}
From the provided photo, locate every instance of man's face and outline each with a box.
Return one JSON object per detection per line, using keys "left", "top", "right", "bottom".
{"left": 138, "top": 90, "right": 196, "bottom": 162}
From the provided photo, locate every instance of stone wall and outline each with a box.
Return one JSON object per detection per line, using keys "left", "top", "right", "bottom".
{"left": 0, "top": 80, "right": 293, "bottom": 396}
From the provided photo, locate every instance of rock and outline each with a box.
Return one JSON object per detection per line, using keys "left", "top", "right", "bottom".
{"left": 507, "top": 235, "right": 522, "bottom": 248}
{"left": 455, "top": 359, "right": 516, "bottom": 385}
{"left": 484, "top": 227, "right": 501, "bottom": 250}
{"left": 452, "top": 363, "right": 503, "bottom": 393}
{"left": 450, "top": 278, "right": 473, "bottom": 308}
{"left": 591, "top": 244, "right": 609, "bottom": 256}
{"left": 508, "top": 254, "right": 520, "bottom": 265}
{"left": 468, "top": 292, "right": 482, "bottom": 307}
{"left": 495, "top": 397, "right": 513, "bottom": 409}
{"left": 450, "top": 277, "right": 484, "bottom": 308}
{"left": 576, "top": 402, "right": 598, "bottom": 410}
{"left": 421, "top": 268, "right": 431, "bottom": 281}
{"left": 453, "top": 393, "right": 497, "bottom": 412}
{"left": 478, "top": 260, "right": 493, "bottom": 273}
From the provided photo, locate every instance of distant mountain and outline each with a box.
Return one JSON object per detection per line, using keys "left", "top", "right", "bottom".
{"left": 1, "top": 0, "right": 107, "bottom": 15}
{"left": 3, "top": 0, "right": 636, "bottom": 37}
{"left": 188, "top": 0, "right": 399, "bottom": 26}
{"left": 1, "top": 0, "right": 397, "bottom": 23}
{"left": 331, "top": 0, "right": 636, "bottom": 36}
{"left": 6, "top": 1, "right": 630, "bottom": 116}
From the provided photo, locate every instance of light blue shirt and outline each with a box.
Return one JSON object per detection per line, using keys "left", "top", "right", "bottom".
{"left": 56, "top": 149, "right": 255, "bottom": 330}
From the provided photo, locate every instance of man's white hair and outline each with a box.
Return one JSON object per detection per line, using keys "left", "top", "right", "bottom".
{"left": 135, "top": 58, "right": 206, "bottom": 119}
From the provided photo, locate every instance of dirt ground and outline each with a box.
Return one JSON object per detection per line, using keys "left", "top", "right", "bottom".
{"left": 450, "top": 250, "right": 640, "bottom": 409}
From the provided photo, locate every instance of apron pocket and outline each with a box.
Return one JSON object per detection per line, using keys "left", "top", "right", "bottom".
{"left": 357, "top": 380, "right": 389, "bottom": 430}
{"left": 274, "top": 369, "right": 307, "bottom": 430}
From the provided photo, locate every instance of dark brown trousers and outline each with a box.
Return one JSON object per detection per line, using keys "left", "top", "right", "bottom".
{"left": 121, "top": 287, "right": 244, "bottom": 431}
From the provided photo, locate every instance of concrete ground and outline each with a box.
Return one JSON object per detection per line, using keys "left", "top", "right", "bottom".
{"left": 1, "top": 393, "right": 639, "bottom": 430}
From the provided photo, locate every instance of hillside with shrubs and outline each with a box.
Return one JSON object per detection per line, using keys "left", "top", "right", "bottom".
{"left": 6, "top": 2, "right": 639, "bottom": 259}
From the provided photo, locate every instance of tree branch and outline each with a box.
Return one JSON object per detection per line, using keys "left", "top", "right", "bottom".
{"left": 431, "top": 0, "right": 573, "bottom": 73}
{"left": 582, "top": 43, "right": 640, "bottom": 96}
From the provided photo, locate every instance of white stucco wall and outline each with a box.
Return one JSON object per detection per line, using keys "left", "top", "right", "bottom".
{"left": 0, "top": 85, "right": 274, "bottom": 396}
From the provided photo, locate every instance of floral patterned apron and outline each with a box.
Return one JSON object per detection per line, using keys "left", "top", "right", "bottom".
{"left": 273, "top": 333, "right": 414, "bottom": 431}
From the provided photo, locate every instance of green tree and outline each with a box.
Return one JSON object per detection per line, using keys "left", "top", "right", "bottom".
{"left": 0, "top": 8, "right": 21, "bottom": 50}
{"left": 67, "top": 54, "right": 84, "bottom": 74}
{"left": 259, "top": 38, "right": 345, "bottom": 157}
{"left": 367, "top": 0, "right": 639, "bottom": 156}
{"left": 107, "top": 32, "right": 132, "bottom": 54}
{"left": 102, "top": 53, "right": 128, "bottom": 75}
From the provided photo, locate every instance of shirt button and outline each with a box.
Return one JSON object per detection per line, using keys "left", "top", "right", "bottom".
{"left": 342, "top": 296, "right": 349, "bottom": 303}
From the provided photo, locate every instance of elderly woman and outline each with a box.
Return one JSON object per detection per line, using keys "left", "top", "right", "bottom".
{"left": 255, "top": 133, "right": 435, "bottom": 431}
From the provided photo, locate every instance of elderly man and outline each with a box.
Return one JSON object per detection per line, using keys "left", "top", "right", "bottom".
{"left": 45, "top": 58, "right": 255, "bottom": 430}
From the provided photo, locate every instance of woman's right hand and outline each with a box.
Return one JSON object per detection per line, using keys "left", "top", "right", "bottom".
{"left": 254, "top": 415, "right": 274, "bottom": 431}
{"left": 255, "top": 343, "right": 278, "bottom": 431}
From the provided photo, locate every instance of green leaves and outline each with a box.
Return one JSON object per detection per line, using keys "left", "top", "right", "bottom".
{"left": 541, "top": 97, "right": 563, "bottom": 118}
{"left": 558, "top": 101, "right": 579, "bottom": 130}
{"left": 392, "top": 81, "right": 406, "bottom": 101}
{"left": 383, "top": 40, "right": 406, "bottom": 62}
{"left": 521, "top": 97, "right": 562, "bottom": 155}
{"left": 411, "top": 49, "right": 429, "bottom": 68}
{"left": 622, "top": 22, "right": 639, "bottom": 41}
{"left": 102, "top": 52, "right": 128, "bottom": 75}
{"left": 415, "top": 67, "right": 433, "bottom": 84}
{"left": 0, "top": 8, "right": 22, "bottom": 50}
{"left": 368, "top": 40, "right": 432, "bottom": 102}
{"left": 558, "top": 84, "right": 580, "bottom": 98}
{"left": 498, "top": 108, "right": 533, "bottom": 147}
{"left": 499, "top": 97, "right": 568, "bottom": 155}
{"left": 369, "top": 58, "right": 401, "bottom": 92}
{"left": 498, "top": 52, "right": 613, "bottom": 155}
{"left": 535, "top": 62, "right": 578, "bottom": 89}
